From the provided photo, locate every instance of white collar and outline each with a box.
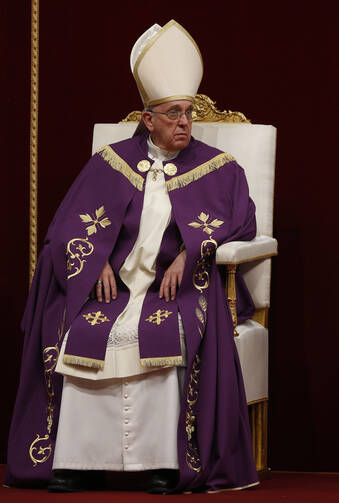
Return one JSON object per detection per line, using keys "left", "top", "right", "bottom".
{"left": 147, "top": 135, "right": 179, "bottom": 161}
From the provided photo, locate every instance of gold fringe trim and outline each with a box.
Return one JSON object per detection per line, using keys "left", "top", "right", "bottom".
{"left": 97, "top": 145, "right": 144, "bottom": 191}
{"left": 63, "top": 354, "right": 105, "bottom": 370}
{"left": 166, "top": 152, "right": 235, "bottom": 192}
{"left": 140, "top": 355, "right": 183, "bottom": 367}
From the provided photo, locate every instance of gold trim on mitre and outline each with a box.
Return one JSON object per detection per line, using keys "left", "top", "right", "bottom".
{"left": 132, "top": 20, "right": 203, "bottom": 106}
{"left": 147, "top": 95, "right": 195, "bottom": 106}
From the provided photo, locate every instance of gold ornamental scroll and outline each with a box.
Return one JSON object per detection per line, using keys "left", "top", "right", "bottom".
{"left": 29, "top": 0, "right": 39, "bottom": 285}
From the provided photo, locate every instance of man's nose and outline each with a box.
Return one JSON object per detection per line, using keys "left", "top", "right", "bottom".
{"left": 178, "top": 112, "right": 189, "bottom": 125}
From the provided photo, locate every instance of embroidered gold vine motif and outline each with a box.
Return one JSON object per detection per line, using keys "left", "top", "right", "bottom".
{"left": 66, "top": 238, "right": 94, "bottom": 280}
{"left": 66, "top": 206, "right": 111, "bottom": 280}
{"left": 189, "top": 211, "right": 222, "bottom": 297}
{"left": 195, "top": 295, "right": 207, "bottom": 329}
{"left": 192, "top": 238, "right": 218, "bottom": 294}
{"left": 79, "top": 205, "right": 112, "bottom": 236}
{"left": 184, "top": 212, "right": 224, "bottom": 471}
{"left": 82, "top": 311, "right": 110, "bottom": 326}
{"left": 145, "top": 309, "right": 173, "bottom": 325}
{"left": 189, "top": 212, "right": 224, "bottom": 235}
{"left": 196, "top": 295, "right": 208, "bottom": 338}
{"left": 29, "top": 344, "right": 60, "bottom": 467}
{"left": 185, "top": 354, "right": 202, "bottom": 472}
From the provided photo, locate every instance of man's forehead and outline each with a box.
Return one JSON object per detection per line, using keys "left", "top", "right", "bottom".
{"left": 158, "top": 100, "right": 193, "bottom": 110}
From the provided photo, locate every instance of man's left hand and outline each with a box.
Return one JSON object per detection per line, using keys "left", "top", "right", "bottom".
{"left": 159, "top": 249, "right": 186, "bottom": 302}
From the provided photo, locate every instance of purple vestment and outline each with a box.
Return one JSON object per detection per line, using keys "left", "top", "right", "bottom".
{"left": 6, "top": 133, "right": 258, "bottom": 491}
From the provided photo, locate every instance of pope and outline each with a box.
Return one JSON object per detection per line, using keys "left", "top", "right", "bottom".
{"left": 6, "top": 20, "right": 259, "bottom": 494}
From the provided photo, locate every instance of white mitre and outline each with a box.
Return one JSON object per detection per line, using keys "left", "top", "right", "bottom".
{"left": 130, "top": 20, "right": 203, "bottom": 107}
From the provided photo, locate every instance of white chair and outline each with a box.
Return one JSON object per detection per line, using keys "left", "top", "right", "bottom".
{"left": 92, "top": 95, "right": 277, "bottom": 473}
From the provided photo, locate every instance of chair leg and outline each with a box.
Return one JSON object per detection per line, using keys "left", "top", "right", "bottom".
{"left": 249, "top": 400, "right": 268, "bottom": 472}
{"left": 226, "top": 264, "right": 238, "bottom": 336}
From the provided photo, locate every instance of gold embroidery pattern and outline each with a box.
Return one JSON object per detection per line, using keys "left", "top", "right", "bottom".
{"left": 29, "top": 344, "right": 59, "bottom": 467}
{"left": 185, "top": 214, "right": 224, "bottom": 471}
{"left": 199, "top": 294, "right": 208, "bottom": 313}
{"left": 186, "top": 355, "right": 202, "bottom": 472}
{"left": 195, "top": 307, "right": 205, "bottom": 325}
{"left": 98, "top": 145, "right": 145, "bottom": 191}
{"left": 82, "top": 311, "right": 110, "bottom": 326}
{"left": 66, "top": 206, "right": 110, "bottom": 280}
{"left": 66, "top": 237, "right": 94, "bottom": 280}
{"left": 196, "top": 296, "right": 207, "bottom": 338}
{"left": 145, "top": 309, "right": 173, "bottom": 326}
{"left": 193, "top": 237, "right": 218, "bottom": 293}
{"left": 29, "top": 435, "right": 52, "bottom": 467}
{"left": 166, "top": 153, "right": 234, "bottom": 192}
{"left": 79, "top": 206, "right": 112, "bottom": 236}
{"left": 189, "top": 212, "right": 224, "bottom": 235}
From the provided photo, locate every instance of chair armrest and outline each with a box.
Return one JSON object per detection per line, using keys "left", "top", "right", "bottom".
{"left": 216, "top": 235, "right": 278, "bottom": 265}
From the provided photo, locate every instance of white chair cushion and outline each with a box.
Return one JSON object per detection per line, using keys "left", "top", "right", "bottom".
{"left": 239, "top": 259, "right": 272, "bottom": 309}
{"left": 216, "top": 235, "right": 277, "bottom": 265}
{"left": 235, "top": 320, "right": 268, "bottom": 403}
{"left": 92, "top": 123, "right": 137, "bottom": 154}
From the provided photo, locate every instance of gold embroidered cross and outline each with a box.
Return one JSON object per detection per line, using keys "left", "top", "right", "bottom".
{"left": 145, "top": 309, "right": 173, "bottom": 325}
{"left": 149, "top": 168, "right": 163, "bottom": 181}
{"left": 82, "top": 311, "right": 110, "bottom": 326}
{"left": 79, "top": 206, "right": 112, "bottom": 236}
{"left": 188, "top": 212, "right": 224, "bottom": 235}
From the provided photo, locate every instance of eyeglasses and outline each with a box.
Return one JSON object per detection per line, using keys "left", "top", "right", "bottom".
{"left": 149, "top": 109, "right": 194, "bottom": 121}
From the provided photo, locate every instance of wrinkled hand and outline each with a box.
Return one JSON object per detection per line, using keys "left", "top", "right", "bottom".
{"left": 159, "top": 250, "right": 186, "bottom": 302}
{"left": 91, "top": 260, "right": 117, "bottom": 303}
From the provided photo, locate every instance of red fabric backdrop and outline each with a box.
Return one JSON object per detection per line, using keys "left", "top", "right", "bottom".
{"left": 1, "top": 0, "right": 339, "bottom": 471}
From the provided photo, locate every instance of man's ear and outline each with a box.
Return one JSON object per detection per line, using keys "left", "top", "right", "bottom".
{"left": 141, "top": 110, "right": 154, "bottom": 132}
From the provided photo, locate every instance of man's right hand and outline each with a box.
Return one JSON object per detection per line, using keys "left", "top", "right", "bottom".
{"left": 90, "top": 260, "right": 117, "bottom": 303}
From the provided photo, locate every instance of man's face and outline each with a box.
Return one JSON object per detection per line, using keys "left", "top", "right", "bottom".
{"left": 142, "top": 100, "right": 193, "bottom": 152}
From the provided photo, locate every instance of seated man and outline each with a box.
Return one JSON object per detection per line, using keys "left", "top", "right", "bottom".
{"left": 6, "top": 20, "right": 259, "bottom": 494}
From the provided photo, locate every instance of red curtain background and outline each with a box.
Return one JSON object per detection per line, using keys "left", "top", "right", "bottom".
{"left": 1, "top": 0, "right": 338, "bottom": 471}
